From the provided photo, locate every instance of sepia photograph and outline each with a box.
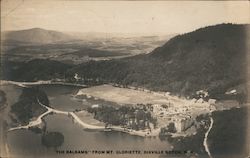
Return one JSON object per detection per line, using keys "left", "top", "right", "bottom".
{"left": 0, "top": 1, "right": 250, "bottom": 158}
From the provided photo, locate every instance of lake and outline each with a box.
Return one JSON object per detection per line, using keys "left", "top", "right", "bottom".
{"left": 6, "top": 84, "right": 172, "bottom": 158}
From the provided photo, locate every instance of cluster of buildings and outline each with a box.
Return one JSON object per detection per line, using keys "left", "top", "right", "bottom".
{"left": 151, "top": 99, "right": 215, "bottom": 133}
{"left": 172, "top": 115, "right": 194, "bottom": 133}
{"left": 86, "top": 83, "right": 216, "bottom": 134}
{"left": 150, "top": 104, "right": 193, "bottom": 132}
{"left": 89, "top": 94, "right": 215, "bottom": 133}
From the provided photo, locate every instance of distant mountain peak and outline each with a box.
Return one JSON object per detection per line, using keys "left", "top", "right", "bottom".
{"left": 29, "top": 27, "right": 46, "bottom": 31}
{"left": 3, "top": 28, "right": 74, "bottom": 44}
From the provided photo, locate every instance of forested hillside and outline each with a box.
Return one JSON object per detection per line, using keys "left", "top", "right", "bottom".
{"left": 66, "top": 24, "right": 249, "bottom": 97}
{"left": 2, "top": 24, "right": 249, "bottom": 98}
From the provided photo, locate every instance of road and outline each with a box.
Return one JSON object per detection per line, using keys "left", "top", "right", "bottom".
{"left": 69, "top": 112, "right": 105, "bottom": 129}
{"left": 203, "top": 116, "right": 214, "bottom": 158}
{"left": 8, "top": 98, "right": 160, "bottom": 137}
{"left": 0, "top": 112, "right": 9, "bottom": 158}
{"left": 8, "top": 99, "right": 103, "bottom": 131}
{"left": 0, "top": 80, "right": 87, "bottom": 88}
{"left": 3, "top": 80, "right": 159, "bottom": 136}
{"left": 5, "top": 80, "right": 187, "bottom": 138}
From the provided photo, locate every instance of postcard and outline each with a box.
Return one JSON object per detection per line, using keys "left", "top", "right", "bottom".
{"left": 0, "top": 1, "right": 249, "bottom": 158}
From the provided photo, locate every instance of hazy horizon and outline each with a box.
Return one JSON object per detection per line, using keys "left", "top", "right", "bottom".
{"left": 1, "top": 1, "right": 249, "bottom": 35}
{"left": 2, "top": 23, "right": 249, "bottom": 38}
{"left": 2, "top": 27, "right": 175, "bottom": 36}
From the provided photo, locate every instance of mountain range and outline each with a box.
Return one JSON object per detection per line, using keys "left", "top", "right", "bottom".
{"left": 2, "top": 28, "right": 173, "bottom": 61}
{"left": 66, "top": 23, "right": 249, "bottom": 98}
{"left": 2, "top": 23, "right": 249, "bottom": 100}
{"left": 2, "top": 28, "right": 74, "bottom": 44}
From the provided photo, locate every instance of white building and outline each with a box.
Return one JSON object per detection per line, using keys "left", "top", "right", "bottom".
{"left": 208, "top": 99, "right": 216, "bottom": 105}
{"left": 174, "top": 116, "right": 194, "bottom": 133}
{"left": 196, "top": 98, "right": 204, "bottom": 103}
{"left": 91, "top": 104, "right": 99, "bottom": 108}
{"left": 74, "top": 73, "right": 81, "bottom": 81}
{"left": 225, "top": 89, "right": 237, "bottom": 95}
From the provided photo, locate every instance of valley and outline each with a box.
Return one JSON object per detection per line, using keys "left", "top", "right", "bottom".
{"left": 1, "top": 79, "right": 246, "bottom": 158}
{"left": 1, "top": 23, "right": 249, "bottom": 158}
{"left": 2, "top": 28, "right": 173, "bottom": 64}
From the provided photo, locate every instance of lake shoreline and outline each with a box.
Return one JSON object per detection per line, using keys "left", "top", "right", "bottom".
{"left": 8, "top": 99, "right": 160, "bottom": 138}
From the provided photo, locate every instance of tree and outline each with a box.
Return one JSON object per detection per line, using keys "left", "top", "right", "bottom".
{"left": 0, "top": 90, "right": 6, "bottom": 108}
{"left": 167, "top": 123, "right": 176, "bottom": 133}
{"left": 42, "top": 132, "right": 64, "bottom": 148}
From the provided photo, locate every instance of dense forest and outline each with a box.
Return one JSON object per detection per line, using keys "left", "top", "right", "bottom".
{"left": 66, "top": 24, "right": 249, "bottom": 98}
{"left": 41, "top": 132, "right": 64, "bottom": 148}
{"left": 1, "top": 59, "right": 72, "bottom": 81}
{"left": 163, "top": 107, "right": 250, "bottom": 158}
{"left": 161, "top": 114, "right": 210, "bottom": 157}
{"left": 208, "top": 107, "right": 248, "bottom": 158}
{"left": 2, "top": 24, "right": 249, "bottom": 98}
{"left": 10, "top": 87, "right": 49, "bottom": 125}
{"left": 0, "top": 90, "right": 7, "bottom": 108}
{"left": 87, "top": 104, "right": 156, "bottom": 130}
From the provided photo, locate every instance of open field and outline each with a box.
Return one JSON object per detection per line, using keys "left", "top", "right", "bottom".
{"left": 77, "top": 84, "right": 211, "bottom": 109}
{"left": 76, "top": 84, "right": 215, "bottom": 120}
{"left": 77, "top": 84, "right": 183, "bottom": 105}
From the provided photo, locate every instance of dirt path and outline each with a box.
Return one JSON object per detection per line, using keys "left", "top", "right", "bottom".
{"left": 5, "top": 81, "right": 159, "bottom": 137}
{"left": 8, "top": 99, "right": 160, "bottom": 137}
{"left": 203, "top": 116, "right": 214, "bottom": 158}
{"left": 8, "top": 98, "right": 106, "bottom": 132}
{"left": 0, "top": 80, "right": 87, "bottom": 88}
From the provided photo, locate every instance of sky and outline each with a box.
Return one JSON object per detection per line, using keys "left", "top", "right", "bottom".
{"left": 1, "top": 0, "right": 250, "bottom": 35}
